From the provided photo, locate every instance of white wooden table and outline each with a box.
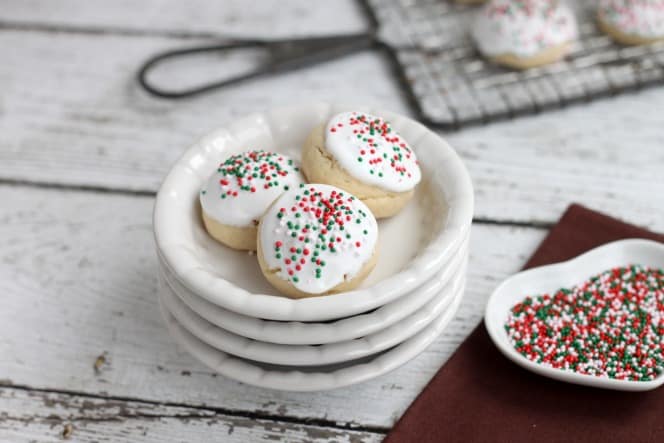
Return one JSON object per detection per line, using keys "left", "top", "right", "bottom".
{"left": 1, "top": 1, "right": 662, "bottom": 441}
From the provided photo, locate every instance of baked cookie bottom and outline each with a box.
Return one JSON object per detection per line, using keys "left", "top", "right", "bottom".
{"left": 487, "top": 42, "right": 572, "bottom": 70}
{"left": 202, "top": 210, "right": 257, "bottom": 251}
{"left": 598, "top": 16, "right": 664, "bottom": 46}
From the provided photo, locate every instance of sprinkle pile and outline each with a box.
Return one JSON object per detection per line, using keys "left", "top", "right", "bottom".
{"left": 325, "top": 112, "right": 420, "bottom": 192}
{"left": 505, "top": 265, "right": 664, "bottom": 381}
{"left": 262, "top": 183, "right": 377, "bottom": 293}
{"left": 210, "top": 150, "right": 298, "bottom": 199}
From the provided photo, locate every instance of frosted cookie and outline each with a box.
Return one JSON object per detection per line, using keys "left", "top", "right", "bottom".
{"left": 200, "top": 150, "right": 304, "bottom": 250}
{"left": 257, "top": 184, "right": 378, "bottom": 299}
{"left": 598, "top": 0, "right": 664, "bottom": 45}
{"left": 301, "top": 112, "right": 421, "bottom": 219}
{"left": 472, "top": 0, "right": 578, "bottom": 69}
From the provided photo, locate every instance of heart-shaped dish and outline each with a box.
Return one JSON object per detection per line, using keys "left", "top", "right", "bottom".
{"left": 485, "top": 239, "right": 664, "bottom": 392}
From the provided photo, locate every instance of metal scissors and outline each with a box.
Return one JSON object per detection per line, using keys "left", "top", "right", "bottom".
{"left": 137, "top": 33, "right": 383, "bottom": 99}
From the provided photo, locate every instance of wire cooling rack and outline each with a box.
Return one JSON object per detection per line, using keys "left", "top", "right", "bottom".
{"left": 361, "top": 0, "right": 664, "bottom": 129}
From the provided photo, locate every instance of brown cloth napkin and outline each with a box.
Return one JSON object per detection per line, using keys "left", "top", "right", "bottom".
{"left": 385, "top": 204, "right": 664, "bottom": 443}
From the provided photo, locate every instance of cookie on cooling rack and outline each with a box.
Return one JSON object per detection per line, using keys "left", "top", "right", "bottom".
{"left": 200, "top": 150, "right": 304, "bottom": 250}
{"left": 257, "top": 184, "right": 378, "bottom": 299}
{"left": 472, "top": 0, "right": 578, "bottom": 69}
{"left": 301, "top": 111, "right": 421, "bottom": 219}
{"left": 598, "top": 0, "right": 664, "bottom": 45}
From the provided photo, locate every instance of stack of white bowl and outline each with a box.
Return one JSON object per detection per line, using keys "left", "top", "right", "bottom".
{"left": 153, "top": 104, "right": 474, "bottom": 391}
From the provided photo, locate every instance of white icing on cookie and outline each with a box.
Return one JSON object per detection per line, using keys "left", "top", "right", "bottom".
{"left": 599, "top": 0, "right": 664, "bottom": 38}
{"left": 200, "top": 150, "right": 304, "bottom": 227}
{"left": 472, "top": 0, "right": 578, "bottom": 58}
{"left": 324, "top": 112, "right": 421, "bottom": 193}
{"left": 259, "top": 184, "right": 378, "bottom": 294}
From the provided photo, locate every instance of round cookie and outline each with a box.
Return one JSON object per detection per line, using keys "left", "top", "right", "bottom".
{"left": 598, "top": 0, "right": 664, "bottom": 45}
{"left": 472, "top": 0, "right": 578, "bottom": 69}
{"left": 257, "top": 184, "right": 378, "bottom": 299}
{"left": 200, "top": 150, "right": 304, "bottom": 250}
{"left": 301, "top": 112, "right": 421, "bottom": 219}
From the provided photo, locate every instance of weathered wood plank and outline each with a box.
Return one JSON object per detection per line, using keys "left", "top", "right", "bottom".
{"left": 0, "top": 387, "right": 382, "bottom": 442}
{"left": 446, "top": 99, "right": 664, "bottom": 228}
{"left": 0, "top": 30, "right": 407, "bottom": 191}
{"left": 0, "top": 0, "right": 368, "bottom": 38}
{"left": 0, "top": 30, "right": 661, "bottom": 228}
{"left": 1, "top": 0, "right": 660, "bottom": 437}
{"left": 0, "top": 184, "right": 546, "bottom": 429}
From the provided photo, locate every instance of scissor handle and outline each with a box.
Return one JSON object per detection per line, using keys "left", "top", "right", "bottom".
{"left": 137, "top": 35, "right": 375, "bottom": 99}
{"left": 137, "top": 41, "right": 268, "bottom": 98}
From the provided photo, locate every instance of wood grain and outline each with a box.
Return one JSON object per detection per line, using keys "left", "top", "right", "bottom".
{"left": 446, "top": 95, "right": 664, "bottom": 229}
{"left": 0, "top": 28, "right": 661, "bottom": 228}
{"left": 1, "top": 1, "right": 662, "bottom": 440}
{"left": 0, "top": 0, "right": 368, "bottom": 38}
{"left": 0, "top": 387, "right": 382, "bottom": 442}
{"left": 0, "top": 184, "right": 546, "bottom": 429}
{"left": 0, "top": 30, "right": 407, "bottom": 191}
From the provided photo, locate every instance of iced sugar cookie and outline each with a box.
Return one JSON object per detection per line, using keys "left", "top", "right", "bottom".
{"left": 257, "top": 184, "right": 378, "bottom": 298}
{"left": 472, "top": 0, "right": 578, "bottom": 69}
{"left": 301, "top": 112, "right": 421, "bottom": 219}
{"left": 598, "top": 0, "right": 664, "bottom": 45}
{"left": 200, "top": 150, "right": 304, "bottom": 250}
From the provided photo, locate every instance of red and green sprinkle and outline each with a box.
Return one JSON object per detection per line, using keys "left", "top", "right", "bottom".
{"left": 488, "top": 0, "right": 560, "bottom": 19}
{"left": 209, "top": 150, "right": 298, "bottom": 199}
{"left": 599, "top": 0, "right": 664, "bottom": 37}
{"left": 270, "top": 184, "right": 374, "bottom": 287}
{"left": 327, "top": 112, "right": 419, "bottom": 184}
{"left": 506, "top": 265, "right": 664, "bottom": 381}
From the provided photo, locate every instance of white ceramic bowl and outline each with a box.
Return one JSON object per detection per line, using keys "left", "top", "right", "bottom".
{"left": 160, "top": 279, "right": 466, "bottom": 391}
{"left": 485, "top": 239, "right": 664, "bottom": 392}
{"left": 158, "top": 234, "right": 468, "bottom": 345}
{"left": 153, "top": 103, "right": 473, "bottom": 322}
{"left": 159, "top": 255, "right": 466, "bottom": 366}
